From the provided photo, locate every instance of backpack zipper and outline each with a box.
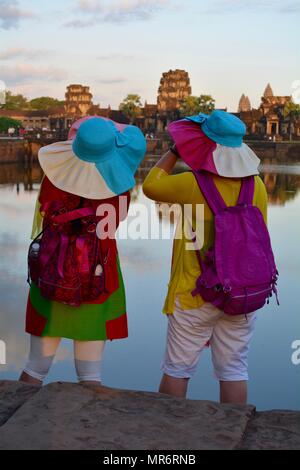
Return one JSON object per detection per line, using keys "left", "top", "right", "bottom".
{"left": 231, "top": 287, "right": 271, "bottom": 299}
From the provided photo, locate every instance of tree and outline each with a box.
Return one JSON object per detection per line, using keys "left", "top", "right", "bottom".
{"left": 0, "top": 117, "right": 22, "bottom": 133}
{"left": 29, "top": 97, "right": 65, "bottom": 110}
{"left": 3, "top": 91, "right": 29, "bottom": 110}
{"left": 179, "top": 96, "right": 201, "bottom": 116}
{"left": 119, "top": 94, "right": 142, "bottom": 123}
{"left": 284, "top": 101, "right": 300, "bottom": 140}
{"left": 283, "top": 101, "right": 300, "bottom": 119}
{"left": 180, "top": 94, "right": 216, "bottom": 117}
{"left": 2, "top": 92, "right": 64, "bottom": 111}
{"left": 198, "top": 95, "right": 216, "bottom": 114}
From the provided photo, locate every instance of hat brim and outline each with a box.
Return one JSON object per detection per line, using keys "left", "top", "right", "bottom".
{"left": 168, "top": 120, "right": 260, "bottom": 178}
{"left": 38, "top": 125, "right": 146, "bottom": 199}
{"left": 38, "top": 141, "right": 116, "bottom": 199}
{"left": 212, "top": 143, "right": 261, "bottom": 177}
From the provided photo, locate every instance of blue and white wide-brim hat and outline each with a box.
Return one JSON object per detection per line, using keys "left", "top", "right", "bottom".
{"left": 38, "top": 117, "right": 147, "bottom": 199}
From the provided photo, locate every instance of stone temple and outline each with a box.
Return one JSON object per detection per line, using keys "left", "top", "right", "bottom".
{"left": 236, "top": 84, "right": 297, "bottom": 140}
{"left": 65, "top": 85, "right": 93, "bottom": 116}
{"left": 1, "top": 74, "right": 299, "bottom": 140}
{"left": 138, "top": 69, "right": 193, "bottom": 132}
{"left": 157, "top": 69, "right": 192, "bottom": 112}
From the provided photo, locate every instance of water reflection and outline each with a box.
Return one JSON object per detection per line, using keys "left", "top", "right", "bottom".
{"left": 1, "top": 159, "right": 300, "bottom": 206}
{"left": 0, "top": 162, "right": 43, "bottom": 193}
{"left": 261, "top": 172, "right": 300, "bottom": 205}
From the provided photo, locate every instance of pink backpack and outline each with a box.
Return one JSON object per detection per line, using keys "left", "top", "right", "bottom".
{"left": 28, "top": 200, "right": 108, "bottom": 307}
{"left": 192, "top": 171, "right": 279, "bottom": 315}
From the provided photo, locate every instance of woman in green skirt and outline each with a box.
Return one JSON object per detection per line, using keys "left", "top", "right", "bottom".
{"left": 20, "top": 117, "right": 146, "bottom": 386}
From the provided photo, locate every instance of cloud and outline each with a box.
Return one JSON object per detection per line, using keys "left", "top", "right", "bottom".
{"left": 97, "top": 77, "right": 127, "bottom": 84}
{"left": 97, "top": 53, "right": 134, "bottom": 61}
{"left": 0, "top": 0, "right": 35, "bottom": 29}
{"left": 1, "top": 64, "right": 68, "bottom": 86}
{"left": 0, "top": 47, "right": 52, "bottom": 61}
{"left": 280, "top": 2, "right": 300, "bottom": 13}
{"left": 8, "top": 82, "right": 65, "bottom": 100}
{"left": 64, "top": 19, "right": 95, "bottom": 28}
{"left": 201, "top": 0, "right": 300, "bottom": 14}
{"left": 65, "top": 0, "right": 169, "bottom": 27}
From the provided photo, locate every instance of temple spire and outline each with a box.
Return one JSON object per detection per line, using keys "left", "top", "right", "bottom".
{"left": 238, "top": 94, "right": 251, "bottom": 112}
{"left": 264, "top": 83, "right": 274, "bottom": 99}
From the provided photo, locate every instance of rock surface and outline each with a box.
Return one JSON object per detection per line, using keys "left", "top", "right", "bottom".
{"left": 0, "top": 381, "right": 299, "bottom": 450}
{"left": 239, "top": 410, "right": 300, "bottom": 450}
{"left": 0, "top": 380, "right": 39, "bottom": 427}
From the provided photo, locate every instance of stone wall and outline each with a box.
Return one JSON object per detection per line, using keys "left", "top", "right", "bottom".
{"left": 246, "top": 141, "right": 300, "bottom": 162}
{"left": 152, "top": 134, "right": 300, "bottom": 163}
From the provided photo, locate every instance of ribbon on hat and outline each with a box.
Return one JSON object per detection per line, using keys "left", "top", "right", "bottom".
{"left": 115, "top": 131, "right": 130, "bottom": 148}
{"left": 185, "top": 113, "right": 209, "bottom": 125}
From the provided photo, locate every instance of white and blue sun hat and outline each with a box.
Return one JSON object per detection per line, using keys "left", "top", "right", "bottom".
{"left": 38, "top": 117, "right": 147, "bottom": 199}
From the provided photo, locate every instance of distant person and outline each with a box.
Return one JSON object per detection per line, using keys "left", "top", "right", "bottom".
{"left": 143, "top": 111, "right": 278, "bottom": 404}
{"left": 19, "top": 127, "right": 25, "bottom": 138}
{"left": 20, "top": 117, "right": 146, "bottom": 386}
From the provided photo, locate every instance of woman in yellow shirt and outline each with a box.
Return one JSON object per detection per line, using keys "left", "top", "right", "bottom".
{"left": 143, "top": 111, "right": 268, "bottom": 405}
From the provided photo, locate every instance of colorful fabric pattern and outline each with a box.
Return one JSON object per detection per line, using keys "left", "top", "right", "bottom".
{"left": 25, "top": 177, "right": 129, "bottom": 341}
{"left": 26, "top": 261, "right": 128, "bottom": 341}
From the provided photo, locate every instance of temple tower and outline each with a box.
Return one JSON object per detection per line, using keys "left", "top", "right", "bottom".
{"left": 65, "top": 84, "right": 93, "bottom": 116}
{"left": 157, "top": 69, "right": 192, "bottom": 112}
{"left": 238, "top": 94, "right": 251, "bottom": 112}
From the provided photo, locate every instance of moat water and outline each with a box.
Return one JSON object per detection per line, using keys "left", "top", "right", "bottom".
{"left": 0, "top": 159, "right": 299, "bottom": 411}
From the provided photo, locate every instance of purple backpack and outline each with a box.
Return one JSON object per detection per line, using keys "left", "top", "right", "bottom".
{"left": 192, "top": 171, "right": 279, "bottom": 316}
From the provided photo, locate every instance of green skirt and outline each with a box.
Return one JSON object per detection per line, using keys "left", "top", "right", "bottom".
{"left": 25, "top": 261, "right": 128, "bottom": 341}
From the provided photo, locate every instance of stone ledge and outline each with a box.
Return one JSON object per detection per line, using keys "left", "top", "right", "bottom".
{"left": 238, "top": 410, "right": 300, "bottom": 450}
{"left": 0, "top": 381, "right": 299, "bottom": 450}
{"left": 0, "top": 380, "right": 40, "bottom": 427}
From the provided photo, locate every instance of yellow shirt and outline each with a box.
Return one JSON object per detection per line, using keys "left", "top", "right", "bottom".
{"left": 143, "top": 168, "right": 268, "bottom": 314}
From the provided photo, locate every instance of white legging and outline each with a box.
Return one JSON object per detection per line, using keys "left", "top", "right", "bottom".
{"left": 24, "top": 335, "right": 105, "bottom": 383}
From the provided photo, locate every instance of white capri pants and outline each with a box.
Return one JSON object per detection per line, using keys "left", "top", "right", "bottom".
{"left": 162, "top": 300, "right": 257, "bottom": 381}
{"left": 24, "top": 335, "right": 105, "bottom": 383}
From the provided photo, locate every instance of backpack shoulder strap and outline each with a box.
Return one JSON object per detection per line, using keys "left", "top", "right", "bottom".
{"left": 53, "top": 207, "right": 95, "bottom": 224}
{"left": 193, "top": 171, "right": 227, "bottom": 215}
{"left": 238, "top": 176, "right": 255, "bottom": 206}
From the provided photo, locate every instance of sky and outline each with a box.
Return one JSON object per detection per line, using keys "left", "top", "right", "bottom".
{"left": 0, "top": 0, "right": 299, "bottom": 111}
